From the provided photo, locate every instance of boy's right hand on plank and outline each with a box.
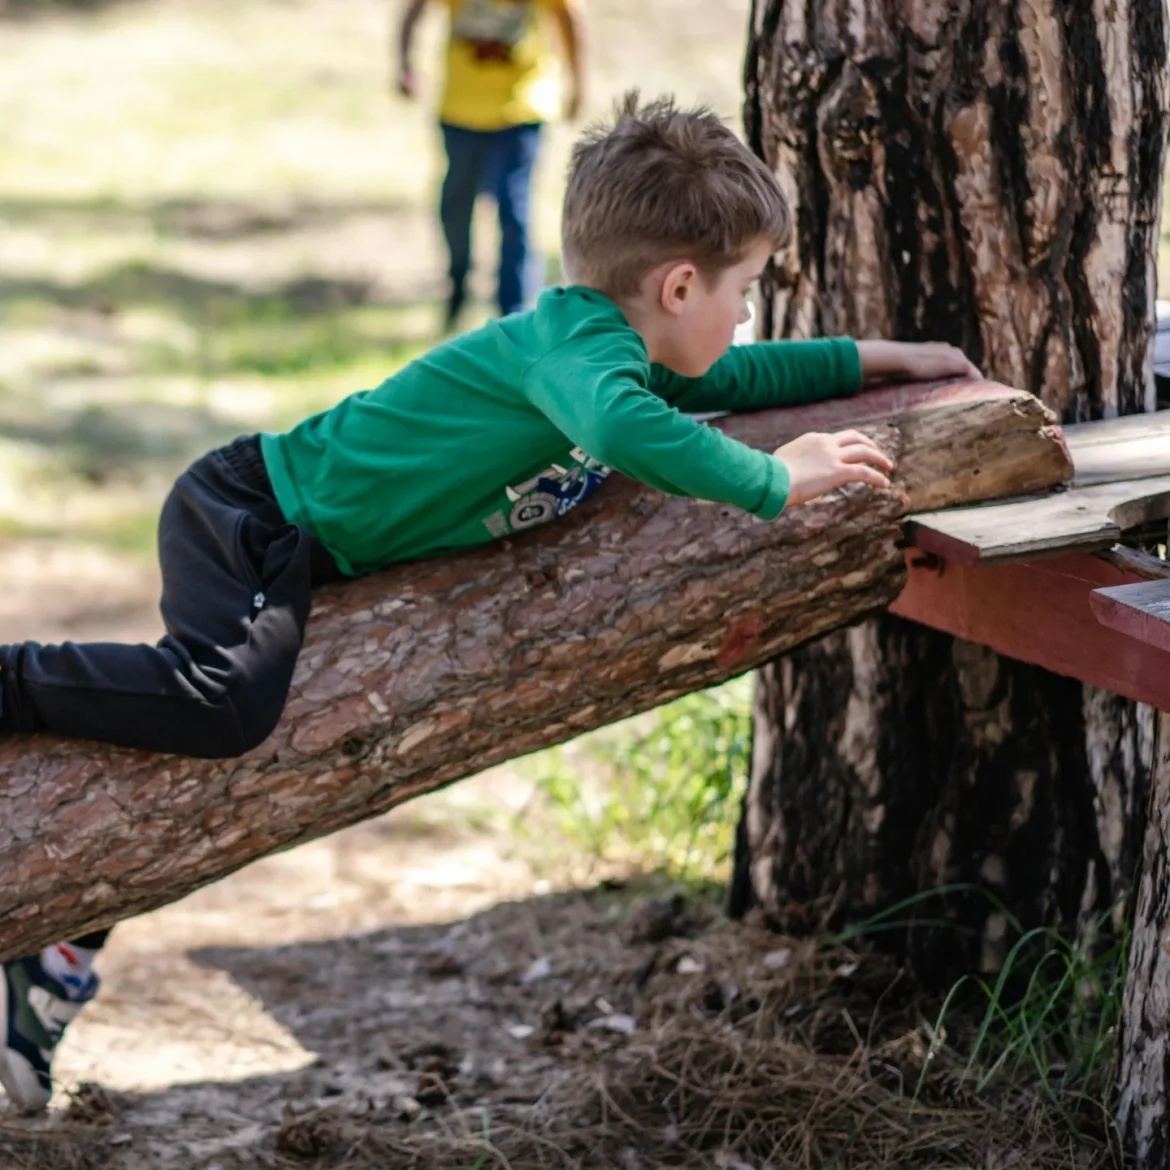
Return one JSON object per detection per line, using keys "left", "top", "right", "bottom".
{"left": 773, "top": 430, "right": 894, "bottom": 508}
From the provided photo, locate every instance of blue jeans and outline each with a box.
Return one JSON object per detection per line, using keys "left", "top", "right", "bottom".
{"left": 439, "top": 121, "right": 543, "bottom": 317}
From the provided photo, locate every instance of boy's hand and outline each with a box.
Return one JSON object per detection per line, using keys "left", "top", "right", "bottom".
{"left": 856, "top": 339, "right": 981, "bottom": 384}
{"left": 773, "top": 430, "right": 894, "bottom": 508}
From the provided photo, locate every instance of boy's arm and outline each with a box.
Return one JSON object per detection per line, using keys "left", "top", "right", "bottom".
{"left": 654, "top": 338, "right": 982, "bottom": 414}
{"left": 524, "top": 350, "right": 893, "bottom": 516}
{"left": 546, "top": 0, "right": 585, "bottom": 120}
{"left": 395, "top": 0, "right": 429, "bottom": 97}
{"left": 853, "top": 339, "right": 982, "bottom": 384}
{"left": 523, "top": 348, "right": 794, "bottom": 518}
{"left": 652, "top": 339, "right": 863, "bottom": 414}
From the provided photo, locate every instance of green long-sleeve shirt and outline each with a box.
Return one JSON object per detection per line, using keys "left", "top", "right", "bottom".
{"left": 260, "top": 286, "right": 861, "bottom": 576}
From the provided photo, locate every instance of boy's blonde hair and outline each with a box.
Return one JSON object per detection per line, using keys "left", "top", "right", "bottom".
{"left": 561, "top": 92, "right": 791, "bottom": 298}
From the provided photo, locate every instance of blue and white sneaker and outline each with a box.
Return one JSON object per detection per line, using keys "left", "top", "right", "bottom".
{"left": 0, "top": 957, "right": 98, "bottom": 1112}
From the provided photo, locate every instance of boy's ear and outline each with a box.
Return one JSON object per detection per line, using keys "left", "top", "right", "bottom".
{"left": 659, "top": 261, "right": 698, "bottom": 317}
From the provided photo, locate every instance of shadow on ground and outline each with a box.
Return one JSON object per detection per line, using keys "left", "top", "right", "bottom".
{"left": 0, "top": 880, "right": 1110, "bottom": 1170}
{"left": 0, "top": 195, "right": 418, "bottom": 240}
{"left": 0, "top": 194, "right": 447, "bottom": 489}
{"left": 0, "top": 0, "right": 157, "bottom": 20}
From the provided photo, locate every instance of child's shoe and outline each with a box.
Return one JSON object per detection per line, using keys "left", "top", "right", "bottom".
{"left": 0, "top": 957, "right": 98, "bottom": 1112}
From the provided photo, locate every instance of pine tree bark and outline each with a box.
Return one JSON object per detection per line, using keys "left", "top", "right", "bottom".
{"left": 732, "top": 0, "right": 1169, "bottom": 996}
{"left": 734, "top": 7, "right": 1170, "bottom": 1158}
{"left": 0, "top": 383, "right": 1068, "bottom": 961}
{"left": 1119, "top": 710, "right": 1170, "bottom": 1169}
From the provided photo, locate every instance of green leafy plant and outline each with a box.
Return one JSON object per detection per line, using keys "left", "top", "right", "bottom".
{"left": 521, "top": 675, "right": 753, "bottom": 881}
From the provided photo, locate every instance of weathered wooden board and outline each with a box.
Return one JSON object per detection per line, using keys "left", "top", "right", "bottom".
{"left": 1092, "top": 578, "right": 1170, "bottom": 654}
{"left": 904, "top": 475, "right": 1170, "bottom": 566}
{"left": 1064, "top": 410, "right": 1170, "bottom": 485}
{"left": 889, "top": 550, "right": 1170, "bottom": 711}
{"left": 904, "top": 409, "right": 1170, "bottom": 564}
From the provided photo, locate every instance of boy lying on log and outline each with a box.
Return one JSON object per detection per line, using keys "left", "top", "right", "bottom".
{"left": 0, "top": 92, "right": 976, "bottom": 1112}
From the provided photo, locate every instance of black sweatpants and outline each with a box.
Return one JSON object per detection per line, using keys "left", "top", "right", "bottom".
{"left": 0, "top": 435, "right": 342, "bottom": 758}
{"left": 2, "top": 435, "right": 344, "bottom": 960}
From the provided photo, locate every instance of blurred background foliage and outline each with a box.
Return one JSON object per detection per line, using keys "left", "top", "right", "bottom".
{"left": 519, "top": 676, "right": 754, "bottom": 885}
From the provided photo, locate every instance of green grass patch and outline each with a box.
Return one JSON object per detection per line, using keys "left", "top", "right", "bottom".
{"left": 519, "top": 675, "right": 753, "bottom": 883}
{"left": 182, "top": 306, "right": 431, "bottom": 381}
{"left": 832, "top": 885, "right": 1125, "bottom": 1130}
{"left": 0, "top": 505, "right": 159, "bottom": 559}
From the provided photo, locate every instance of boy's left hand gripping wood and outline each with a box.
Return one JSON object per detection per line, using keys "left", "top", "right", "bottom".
{"left": 0, "top": 380, "right": 1070, "bottom": 959}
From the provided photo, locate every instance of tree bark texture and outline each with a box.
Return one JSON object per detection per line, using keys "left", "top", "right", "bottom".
{"left": 744, "top": 0, "right": 1167, "bottom": 419}
{"left": 0, "top": 383, "right": 1068, "bottom": 961}
{"left": 1118, "top": 710, "right": 1170, "bottom": 1169}
{"left": 733, "top": 0, "right": 1169, "bottom": 981}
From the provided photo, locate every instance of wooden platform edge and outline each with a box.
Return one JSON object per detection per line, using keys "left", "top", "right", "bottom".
{"left": 904, "top": 475, "right": 1170, "bottom": 567}
{"left": 889, "top": 548, "right": 1170, "bottom": 711}
{"left": 1091, "top": 578, "right": 1170, "bottom": 655}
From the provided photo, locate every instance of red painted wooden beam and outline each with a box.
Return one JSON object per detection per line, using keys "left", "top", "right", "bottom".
{"left": 889, "top": 552, "right": 1170, "bottom": 711}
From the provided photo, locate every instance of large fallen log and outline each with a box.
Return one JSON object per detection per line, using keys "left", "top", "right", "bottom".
{"left": 0, "top": 380, "right": 1070, "bottom": 958}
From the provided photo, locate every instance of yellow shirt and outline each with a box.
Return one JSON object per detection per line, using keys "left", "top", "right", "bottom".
{"left": 438, "top": 0, "right": 565, "bottom": 130}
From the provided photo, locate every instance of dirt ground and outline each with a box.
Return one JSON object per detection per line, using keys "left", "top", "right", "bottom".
{"left": 0, "top": 862, "right": 1108, "bottom": 1170}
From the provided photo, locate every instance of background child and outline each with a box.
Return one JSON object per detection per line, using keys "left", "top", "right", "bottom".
{"left": 0, "top": 92, "right": 976, "bottom": 1112}
{"left": 397, "top": 0, "right": 585, "bottom": 325}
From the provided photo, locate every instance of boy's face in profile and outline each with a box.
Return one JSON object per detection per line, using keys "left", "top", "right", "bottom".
{"left": 658, "top": 238, "right": 773, "bottom": 377}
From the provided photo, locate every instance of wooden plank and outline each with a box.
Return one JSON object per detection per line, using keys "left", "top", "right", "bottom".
{"left": 905, "top": 475, "right": 1170, "bottom": 566}
{"left": 1101, "top": 545, "right": 1170, "bottom": 579}
{"left": 1063, "top": 409, "right": 1170, "bottom": 485}
{"left": 889, "top": 551, "right": 1170, "bottom": 711}
{"left": 1064, "top": 410, "right": 1170, "bottom": 447}
{"left": 1092, "top": 579, "right": 1170, "bottom": 654}
{"left": 902, "top": 409, "right": 1169, "bottom": 564}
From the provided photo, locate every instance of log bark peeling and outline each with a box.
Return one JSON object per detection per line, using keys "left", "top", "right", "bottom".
{"left": 0, "top": 381, "right": 1068, "bottom": 959}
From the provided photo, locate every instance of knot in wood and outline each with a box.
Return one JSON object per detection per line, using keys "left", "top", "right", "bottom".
{"left": 339, "top": 736, "right": 370, "bottom": 760}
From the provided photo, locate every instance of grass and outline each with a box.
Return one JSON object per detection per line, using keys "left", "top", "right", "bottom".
{"left": 517, "top": 675, "right": 753, "bottom": 884}
{"left": 940, "top": 908, "right": 1126, "bottom": 1107}
{"left": 823, "top": 882, "right": 1127, "bottom": 1139}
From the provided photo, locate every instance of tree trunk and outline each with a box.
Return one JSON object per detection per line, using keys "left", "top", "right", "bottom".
{"left": 0, "top": 383, "right": 1067, "bottom": 961}
{"left": 733, "top": 0, "right": 1168, "bottom": 980}
{"left": 1118, "top": 709, "right": 1170, "bottom": 1167}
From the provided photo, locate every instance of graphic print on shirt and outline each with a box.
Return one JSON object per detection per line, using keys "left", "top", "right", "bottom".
{"left": 481, "top": 447, "right": 610, "bottom": 538}
{"left": 451, "top": 0, "right": 534, "bottom": 63}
